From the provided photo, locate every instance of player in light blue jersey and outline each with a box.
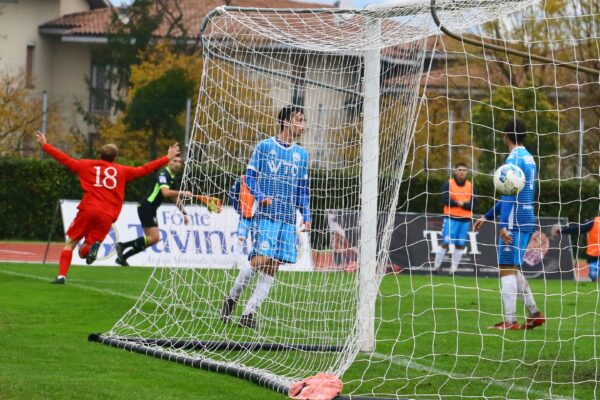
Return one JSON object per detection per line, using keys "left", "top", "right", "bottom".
{"left": 474, "top": 119, "right": 545, "bottom": 331}
{"left": 221, "top": 105, "right": 311, "bottom": 329}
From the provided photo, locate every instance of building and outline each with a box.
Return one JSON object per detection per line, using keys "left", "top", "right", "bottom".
{"left": 1, "top": 0, "right": 440, "bottom": 165}
{"left": 0, "top": 0, "right": 112, "bottom": 150}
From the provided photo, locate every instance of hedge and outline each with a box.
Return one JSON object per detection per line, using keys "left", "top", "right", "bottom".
{"left": 1, "top": 158, "right": 597, "bottom": 249}
{"left": 0, "top": 158, "right": 154, "bottom": 241}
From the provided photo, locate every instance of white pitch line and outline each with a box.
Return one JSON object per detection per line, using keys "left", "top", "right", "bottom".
{"left": 0, "top": 269, "right": 139, "bottom": 301}
{"left": 0, "top": 249, "right": 36, "bottom": 255}
{"left": 0, "top": 267, "right": 583, "bottom": 399}
{"left": 370, "top": 352, "right": 573, "bottom": 399}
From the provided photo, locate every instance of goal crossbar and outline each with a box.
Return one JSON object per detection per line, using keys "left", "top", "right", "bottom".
{"left": 430, "top": 0, "right": 600, "bottom": 78}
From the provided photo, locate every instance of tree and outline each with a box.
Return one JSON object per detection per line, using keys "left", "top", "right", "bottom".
{"left": 81, "top": 0, "right": 195, "bottom": 123}
{"left": 124, "top": 68, "right": 192, "bottom": 159}
{"left": 411, "top": 95, "right": 478, "bottom": 175}
{"left": 471, "top": 86, "right": 559, "bottom": 178}
{"left": 0, "top": 70, "right": 72, "bottom": 157}
{"left": 472, "top": 0, "right": 598, "bottom": 177}
{"left": 99, "top": 42, "right": 202, "bottom": 162}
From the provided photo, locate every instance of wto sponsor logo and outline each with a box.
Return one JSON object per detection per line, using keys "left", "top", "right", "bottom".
{"left": 267, "top": 159, "right": 300, "bottom": 176}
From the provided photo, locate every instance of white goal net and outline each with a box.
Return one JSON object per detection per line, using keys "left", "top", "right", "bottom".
{"left": 93, "top": 0, "right": 600, "bottom": 398}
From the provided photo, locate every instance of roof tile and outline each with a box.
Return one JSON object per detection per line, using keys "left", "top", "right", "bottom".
{"left": 40, "top": 0, "right": 328, "bottom": 37}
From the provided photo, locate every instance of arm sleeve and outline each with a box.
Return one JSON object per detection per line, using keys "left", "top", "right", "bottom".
{"left": 442, "top": 182, "right": 460, "bottom": 208}
{"left": 228, "top": 179, "right": 241, "bottom": 212}
{"left": 245, "top": 168, "right": 266, "bottom": 202}
{"left": 441, "top": 182, "right": 450, "bottom": 207}
{"left": 42, "top": 143, "right": 80, "bottom": 173}
{"left": 296, "top": 177, "right": 311, "bottom": 223}
{"left": 561, "top": 219, "right": 595, "bottom": 235}
{"left": 125, "top": 156, "right": 170, "bottom": 181}
{"left": 483, "top": 201, "right": 503, "bottom": 221}
{"left": 463, "top": 185, "right": 477, "bottom": 212}
{"left": 498, "top": 195, "right": 516, "bottom": 229}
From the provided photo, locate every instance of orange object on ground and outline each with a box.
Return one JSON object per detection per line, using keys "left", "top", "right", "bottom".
{"left": 289, "top": 373, "right": 343, "bottom": 400}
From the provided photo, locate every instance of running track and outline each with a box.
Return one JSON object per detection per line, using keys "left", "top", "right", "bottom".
{"left": 0, "top": 241, "right": 591, "bottom": 281}
{"left": 0, "top": 242, "right": 63, "bottom": 263}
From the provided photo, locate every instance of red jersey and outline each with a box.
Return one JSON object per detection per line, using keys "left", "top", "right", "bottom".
{"left": 43, "top": 143, "right": 170, "bottom": 221}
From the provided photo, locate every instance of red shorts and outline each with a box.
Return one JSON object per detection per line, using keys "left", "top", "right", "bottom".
{"left": 66, "top": 209, "right": 113, "bottom": 244}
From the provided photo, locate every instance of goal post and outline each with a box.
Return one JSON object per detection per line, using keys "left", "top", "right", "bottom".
{"left": 90, "top": 0, "right": 600, "bottom": 398}
{"left": 358, "top": 17, "right": 381, "bottom": 354}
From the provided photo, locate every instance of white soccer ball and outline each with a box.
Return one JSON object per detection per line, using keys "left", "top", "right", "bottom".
{"left": 493, "top": 164, "right": 526, "bottom": 195}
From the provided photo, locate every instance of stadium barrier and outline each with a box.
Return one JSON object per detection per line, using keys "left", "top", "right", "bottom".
{"left": 1, "top": 156, "right": 597, "bottom": 258}
{"left": 327, "top": 211, "right": 575, "bottom": 280}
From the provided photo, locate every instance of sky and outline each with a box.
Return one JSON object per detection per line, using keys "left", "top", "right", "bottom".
{"left": 109, "top": 0, "right": 393, "bottom": 10}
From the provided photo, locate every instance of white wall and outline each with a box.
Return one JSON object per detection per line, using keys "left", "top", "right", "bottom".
{"left": 0, "top": 0, "right": 97, "bottom": 138}
{"left": 59, "top": 0, "right": 91, "bottom": 16}
{"left": 47, "top": 37, "right": 93, "bottom": 133}
{"left": 0, "top": 0, "right": 59, "bottom": 79}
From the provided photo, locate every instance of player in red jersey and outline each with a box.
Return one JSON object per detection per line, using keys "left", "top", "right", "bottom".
{"left": 35, "top": 131, "right": 181, "bottom": 284}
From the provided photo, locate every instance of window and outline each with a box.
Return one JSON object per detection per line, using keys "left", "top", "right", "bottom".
{"left": 90, "top": 63, "right": 111, "bottom": 113}
{"left": 25, "top": 45, "right": 34, "bottom": 89}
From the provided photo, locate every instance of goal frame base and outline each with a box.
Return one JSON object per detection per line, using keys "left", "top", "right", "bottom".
{"left": 88, "top": 333, "right": 401, "bottom": 400}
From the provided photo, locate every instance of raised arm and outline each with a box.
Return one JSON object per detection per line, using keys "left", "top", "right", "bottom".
{"left": 126, "top": 143, "right": 180, "bottom": 181}
{"left": 36, "top": 131, "right": 80, "bottom": 173}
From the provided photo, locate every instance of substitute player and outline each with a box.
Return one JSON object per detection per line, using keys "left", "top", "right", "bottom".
{"left": 553, "top": 213, "right": 600, "bottom": 282}
{"left": 474, "top": 119, "right": 545, "bottom": 330}
{"left": 114, "top": 156, "right": 222, "bottom": 266}
{"left": 220, "top": 105, "right": 311, "bottom": 329}
{"left": 35, "top": 131, "right": 180, "bottom": 284}
{"left": 432, "top": 163, "right": 476, "bottom": 274}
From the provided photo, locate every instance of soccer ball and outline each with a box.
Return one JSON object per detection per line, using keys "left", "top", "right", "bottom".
{"left": 493, "top": 164, "right": 526, "bottom": 195}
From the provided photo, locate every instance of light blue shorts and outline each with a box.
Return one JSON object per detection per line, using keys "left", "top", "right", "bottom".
{"left": 589, "top": 260, "right": 599, "bottom": 281}
{"left": 251, "top": 218, "right": 297, "bottom": 264}
{"left": 441, "top": 217, "right": 471, "bottom": 247}
{"left": 498, "top": 230, "right": 531, "bottom": 267}
{"left": 237, "top": 217, "right": 253, "bottom": 239}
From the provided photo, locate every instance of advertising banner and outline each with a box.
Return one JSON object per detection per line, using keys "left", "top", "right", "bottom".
{"left": 326, "top": 211, "right": 575, "bottom": 280}
{"left": 60, "top": 200, "right": 313, "bottom": 271}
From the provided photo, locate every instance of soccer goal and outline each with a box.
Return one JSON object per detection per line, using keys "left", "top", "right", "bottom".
{"left": 90, "top": 0, "right": 600, "bottom": 398}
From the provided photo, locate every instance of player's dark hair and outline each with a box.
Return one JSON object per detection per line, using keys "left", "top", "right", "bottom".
{"left": 100, "top": 144, "right": 118, "bottom": 162}
{"left": 455, "top": 162, "right": 467, "bottom": 169}
{"left": 503, "top": 119, "right": 527, "bottom": 145}
{"left": 278, "top": 104, "right": 304, "bottom": 131}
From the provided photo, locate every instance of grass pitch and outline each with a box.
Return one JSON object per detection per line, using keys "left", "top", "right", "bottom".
{"left": 0, "top": 263, "right": 284, "bottom": 400}
{"left": 0, "top": 262, "right": 598, "bottom": 399}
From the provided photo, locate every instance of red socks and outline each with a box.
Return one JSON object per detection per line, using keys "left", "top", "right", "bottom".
{"left": 58, "top": 249, "right": 73, "bottom": 277}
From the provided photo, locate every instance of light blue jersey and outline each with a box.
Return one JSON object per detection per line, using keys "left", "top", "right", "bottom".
{"left": 502, "top": 146, "right": 537, "bottom": 232}
{"left": 485, "top": 146, "right": 537, "bottom": 232}
{"left": 246, "top": 137, "right": 310, "bottom": 225}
